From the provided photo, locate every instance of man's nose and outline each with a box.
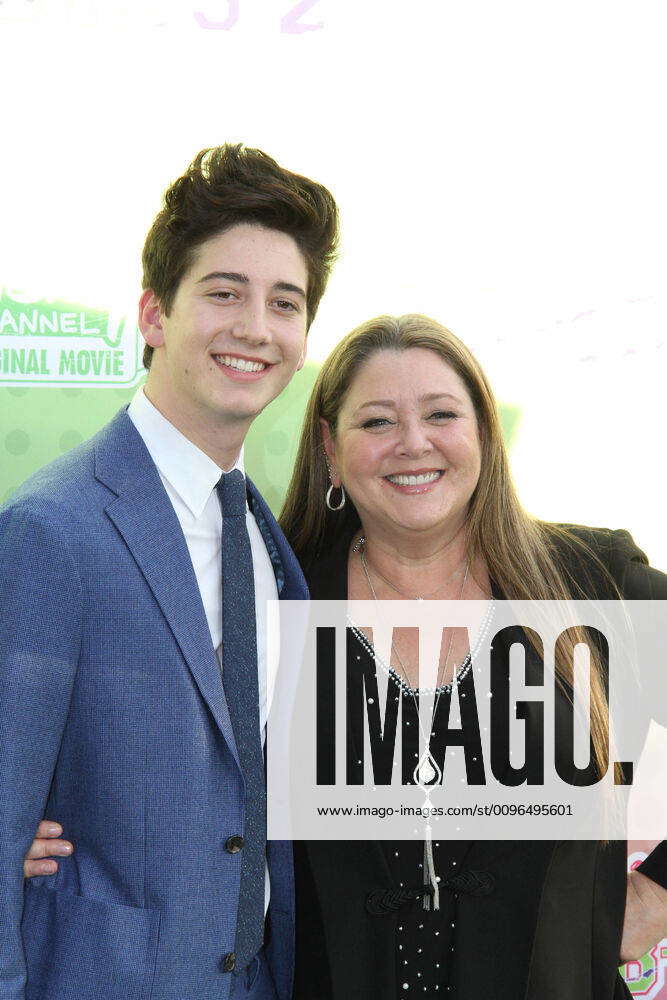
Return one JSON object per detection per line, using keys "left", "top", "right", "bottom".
{"left": 231, "top": 301, "right": 272, "bottom": 346}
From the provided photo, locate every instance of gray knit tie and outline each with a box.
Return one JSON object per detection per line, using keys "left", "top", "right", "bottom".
{"left": 216, "top": 470, "right": 266, "bottom": 968}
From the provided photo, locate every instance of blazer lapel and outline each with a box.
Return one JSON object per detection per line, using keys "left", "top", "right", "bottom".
{"left": 246, "top": 478, "right": 309, "bottom": 600}
{"left": 94, "top": 410, "right": 239, "bottom": 764}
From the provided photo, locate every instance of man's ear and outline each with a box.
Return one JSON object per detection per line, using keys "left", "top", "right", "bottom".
{"left": 319, "top": 419, "right": 341, "bottom": 487}
{"left": 138, "top": 290, "right": 166, "bottom": 349}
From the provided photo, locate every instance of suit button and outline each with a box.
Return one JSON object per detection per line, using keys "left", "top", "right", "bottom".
{"left": 222, "top": 952, "right": 236, "bottom": 973}
{"left": 225, "top": 835, "right": 245, "bottom": 854}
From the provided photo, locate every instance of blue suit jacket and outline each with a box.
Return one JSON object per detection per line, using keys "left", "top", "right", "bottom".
{"left": 0, "top": 409, "right": 308, "bottom": 1000}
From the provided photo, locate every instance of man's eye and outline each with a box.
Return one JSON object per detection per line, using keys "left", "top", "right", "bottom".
{"left": 274, "top": 299, "right": 298, "bottom": 311}
{"left": 208, "top": 291, "right": 235, "bottom": 300}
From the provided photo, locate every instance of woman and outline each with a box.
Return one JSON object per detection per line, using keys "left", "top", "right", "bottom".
{"left": 26, "top": 315, "right": 667, "bottom": 999}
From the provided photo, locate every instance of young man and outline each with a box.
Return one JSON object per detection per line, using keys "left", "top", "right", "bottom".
{"left": 0, "top": 145, "right": 338, "bottom": 1000}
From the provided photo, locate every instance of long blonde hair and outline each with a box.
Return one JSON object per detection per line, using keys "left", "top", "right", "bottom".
{"left": 280, "top": 314, "right": 618, "bottom": 780}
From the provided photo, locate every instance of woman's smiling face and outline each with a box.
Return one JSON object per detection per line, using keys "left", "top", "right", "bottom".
{"left": 321, "top": 347, "right": 482, "bottom": 542}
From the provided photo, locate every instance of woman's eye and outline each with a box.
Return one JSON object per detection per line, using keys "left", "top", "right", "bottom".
{"left": 428, "top": 410, "right": 456, "bottom": 421}
{"left": 361, "top": 417, "right": 392, "bottom": 429}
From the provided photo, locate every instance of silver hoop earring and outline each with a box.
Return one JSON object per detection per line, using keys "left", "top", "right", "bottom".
{"left": 326, "top": 482, "right": 346, "bottom": 511}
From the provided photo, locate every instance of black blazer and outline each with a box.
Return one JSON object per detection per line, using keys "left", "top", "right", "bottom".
{"left": 294, "top": 526, "right": 667, "bottom": 1000}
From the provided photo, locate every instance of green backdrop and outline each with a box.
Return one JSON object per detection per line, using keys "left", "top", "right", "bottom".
{"left": 1, "top": 363, "right": 520, "bottom": 514}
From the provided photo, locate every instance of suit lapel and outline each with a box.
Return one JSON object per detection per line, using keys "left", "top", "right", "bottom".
{"left": 246, "top": 478, "right": 309, "bottom": 600}
{"left": 94, "top": 410, "right": 239, "bottom": 763}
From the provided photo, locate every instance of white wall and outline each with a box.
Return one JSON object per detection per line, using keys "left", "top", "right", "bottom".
{"left": 2, "top": 0, "right": 665, "bottom": 564}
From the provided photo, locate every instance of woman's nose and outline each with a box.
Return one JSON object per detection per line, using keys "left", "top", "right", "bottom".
{"left": 395, "top": 419, "right": 432, "bottom": 456}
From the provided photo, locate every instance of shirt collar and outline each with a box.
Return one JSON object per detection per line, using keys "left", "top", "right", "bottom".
{"left": 127, "top": 387, "right": 245, "bottom": 518}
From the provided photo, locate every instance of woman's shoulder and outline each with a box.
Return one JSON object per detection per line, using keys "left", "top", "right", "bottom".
{"left": 303, "top": 530, "right": 353, "bottom": 599}
{"left": 550, "top": 523, "right": 647, "bottom": 566}
{"left": 544, "top": 523, "right": 667, "bottom": 599}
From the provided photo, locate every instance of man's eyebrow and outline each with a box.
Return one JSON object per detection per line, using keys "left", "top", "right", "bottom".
{"left": 274, "top": 281, "right": 306, "bottom": 300}
{"left": 198, "top": 271, "right": 248, "bottom": 284}
{"left": 197, "top": 273, "right": 306, "bottom": 300}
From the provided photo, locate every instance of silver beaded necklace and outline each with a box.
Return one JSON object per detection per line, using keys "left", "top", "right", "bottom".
{"left": 352, "top": 535, "right": 494, "bottom": 910}
{"left": 357, "top": 536, "right": 469, "bottom": 769}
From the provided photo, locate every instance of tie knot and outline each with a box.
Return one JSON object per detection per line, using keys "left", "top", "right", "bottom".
{"left": 216, "top": 469, "right": 247, "bottom": 517}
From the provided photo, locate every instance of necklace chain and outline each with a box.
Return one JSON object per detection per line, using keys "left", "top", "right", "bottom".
{"left": 348, "top": 622, "right": 474, "bottom": 696}
{"left": 352, "top": 534, "right": 495, "bottom": 913}
{"left": 354, "top": 534, "right": 466, "bottom": 601}
{"left": 355, "top": 537, "right": 469, "bottom": 913}
{"left": 358, "top": 537, "right": 469, "bottom": 694}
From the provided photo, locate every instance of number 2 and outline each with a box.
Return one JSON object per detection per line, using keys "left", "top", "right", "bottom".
{"left": 281, "top": 0, "right": 323, "bottom": 34}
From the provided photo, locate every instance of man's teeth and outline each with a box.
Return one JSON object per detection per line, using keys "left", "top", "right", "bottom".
{"left": 386, "top": 472, "right": 442, "bottom": 486}
{"left": 216, "top": 355, "right": 267, "bottom": 372}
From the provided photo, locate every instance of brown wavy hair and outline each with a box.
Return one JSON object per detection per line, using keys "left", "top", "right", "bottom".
{"left": 280, "top": 314, "right": 620, "bottom": 782}
{"left": 141, "top": 143, "right": 339, "bottom": 369}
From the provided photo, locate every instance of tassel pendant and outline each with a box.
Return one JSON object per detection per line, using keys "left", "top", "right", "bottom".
{"left": 413, "top": 748, "right": 441, "bottom": 911}
{"left": 422, "top": 839, "right": 431, "bottom": 910}
{"left": 423, "top": 822, "right": 440, "bottom": 911}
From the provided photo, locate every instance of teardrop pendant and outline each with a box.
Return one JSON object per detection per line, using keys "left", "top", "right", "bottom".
{"left": 419, "top": 759, "right": 436, "bottom": 783}
{"left": 414, "top": 747, "right": 441, "bottom": 787}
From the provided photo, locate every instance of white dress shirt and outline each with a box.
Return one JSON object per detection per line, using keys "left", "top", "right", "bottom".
{"left": 127, "top": 387, "right": 278, "bottom": 908}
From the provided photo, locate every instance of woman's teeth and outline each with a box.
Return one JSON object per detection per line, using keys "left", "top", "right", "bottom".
{"left": 385, "top": 472, "right": 442, "bottom": 486}
{"left": 216, "top": 355, "right": 267, "bottom": 372}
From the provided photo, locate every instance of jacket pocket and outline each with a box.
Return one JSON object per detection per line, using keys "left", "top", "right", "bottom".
{"left": 22, "top": 883, "right": 161, "bottom": 1000}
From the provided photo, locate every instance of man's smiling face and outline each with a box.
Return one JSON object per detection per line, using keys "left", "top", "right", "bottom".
{"left": 139, "top": 222, "right": 308, "bottom": 446}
